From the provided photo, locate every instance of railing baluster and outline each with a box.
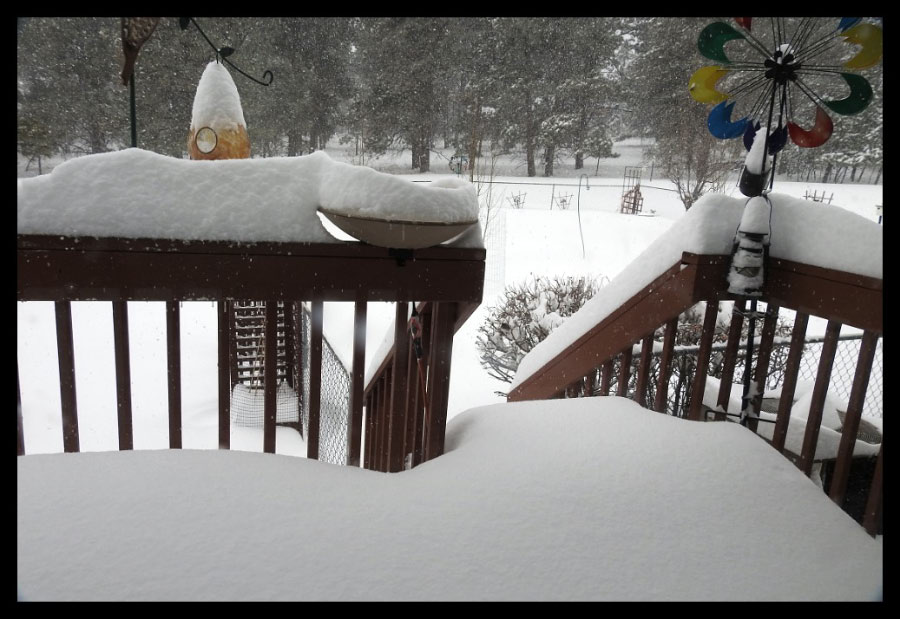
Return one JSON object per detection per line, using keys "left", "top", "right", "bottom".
{"left": 424, "top": 302, "right": 456, "bottom": 462}
{"left": 772, "top": 312, "right": 809, "bottom": 453}
{"left": 863, "top": 443, "right": 883, "bottom": 536}
{"left": 263, "top": 300, "right": 277, "bottom": 454}
{"left": 379, "top": 370, "right": 391, "bottom": 471}
{"left": 746, "top": 304, "right": 780, "bottom": 433}
{"left": 687, "top": 301, "right": 719, "bottom": 421}
{"left": 55, "top": 301, "right": 79, "bottom": 453}
{"left": 600, "top": 358, "right": 613, "bottom": 396}
{"left": 634, "top": 334, "right": 654, "bottom": 407}
{"left": 715, "top": 299, "right": 745, "bottom": 421}
{"left": 291, "top": 302, "right": 303, "bottom": 436}
{"left": 166, "top": 301, "right": 182, "bottom": 449}
{"left": 798, "top": 320, "right": 842, "bottom": 476}
{"left": 653, "top": 319, "right": 678, "bottom": 413}
{"left": 414, "top": 305, "right": 433, "bottom": 466}
{"left": 388, "top": 302, "right": 410, "bottom": 473}
{"left": 405, "top": 331, "right": 419, "bottom": 470}
{"left": 616, "top": 347, "right": 633, "bottom": 397}
{"left": 217, "top": 300, "right": 231, "bottom": 450}
{"left": 112, "top": 301, "right": 134, "bottom": 451}
{"left": 17, "top": 363, "right": 25, "bottom": 456}
{"left": 348, "top": 301, "right": 367, "bottom": 466}
{"left": 828, "top": 331, "right": 879, "bottom": 506}
{"left": 307, "top": 300, "right": 323, "bottom": 460}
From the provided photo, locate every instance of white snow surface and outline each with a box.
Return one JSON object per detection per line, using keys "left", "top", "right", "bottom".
{"left": 190, "top": 61, "right": 246, "bottom": 131}
{"left": 17, "top": 396, "right": 882, "bottom": 601}
{"left": 17, "top": 149, "right": 480, "bottom": 242}
{"left": 512, "top": 192, "right": 882, "bottom": 389}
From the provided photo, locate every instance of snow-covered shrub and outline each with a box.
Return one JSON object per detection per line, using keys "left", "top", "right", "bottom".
{"left": 476, "top": 275, "right": 606, "bottom": 385}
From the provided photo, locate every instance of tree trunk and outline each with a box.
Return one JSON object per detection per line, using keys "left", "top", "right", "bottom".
{"left": 575, "top": 150, "right": 584, "bottom": 170}
{"left": 525, "top": 92, "right": 536, "bottom": 177}
{"left": 822, "top": 162, "right": 832, "bottom": 183}
{"left": 543, "top": 144, "right": 555, "bottom": 177}
{"left": 287, "top": 130, "right": 301, "bottom": 157}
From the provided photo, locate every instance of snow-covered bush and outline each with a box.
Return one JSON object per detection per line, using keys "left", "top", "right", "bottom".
{"left": 476, "top": 275, "right": 606, "bottom": 386}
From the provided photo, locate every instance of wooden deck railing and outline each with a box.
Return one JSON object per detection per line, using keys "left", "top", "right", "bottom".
{"left": 17, "top": 234, "right": 484, "bottom": 469}
{"left": 509, "top": 251, "right": 883, "bottom": 535}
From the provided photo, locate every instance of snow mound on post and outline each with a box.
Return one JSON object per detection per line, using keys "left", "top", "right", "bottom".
{"left": 16, "top": 149, "right": 480, "bottom": 242}
{"left": 512, "top": 192, "right": 882, "bottom": 389}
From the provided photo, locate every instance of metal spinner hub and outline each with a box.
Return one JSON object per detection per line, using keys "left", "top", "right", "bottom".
{"left": 763, "top": 49, "right": 800, "bottom": 85}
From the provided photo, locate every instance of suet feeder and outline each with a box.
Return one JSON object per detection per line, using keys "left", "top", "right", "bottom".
{"left": 188, "top": 61, "right": 250, "bottom": 160}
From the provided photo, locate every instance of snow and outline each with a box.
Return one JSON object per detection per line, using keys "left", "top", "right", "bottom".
{"left": 513, "top": 192, "right": 882, "bottom": 389}
{"left": 190, "top": 61, "right": 247, "bottom": 132}
{"left": 745, "top": 126, "right": 769, "bottom": 175}
{"left": 16, "top": 396, "right": 882, "bottom": 601}
{"left": 17, "top": 149, "right": 480, "bottom": 242}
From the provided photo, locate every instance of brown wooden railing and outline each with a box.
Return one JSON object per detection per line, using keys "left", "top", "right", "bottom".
{"left": 17, "top": 234, "right": 484, "bottom": 468}
{"left": 363, "top": 301, "right": 478, "bottom": 472}
{"left": 508, "top": 251, "right": 883, "bottom": 535}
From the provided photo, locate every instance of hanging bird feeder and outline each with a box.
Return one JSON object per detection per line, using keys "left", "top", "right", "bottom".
{"left": 188, "top": 60, "right": 251, "bottom": 160}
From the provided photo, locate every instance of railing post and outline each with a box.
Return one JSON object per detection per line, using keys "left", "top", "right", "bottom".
{"left": 863, "top": 443, "right": 883, "bottom": 536}
{"left": 653, "top": 318, "right": 677, "bottom": 413}
{"left": 828, "top": 331, "right": 879, "bottom": 506}
{"left": 379, "top": 370, "right": 391, "bottom": 471}
{"left": 616, "top": 347, "right": 633, "bottom": 397}
{"left": 166, "top": 301, "right": 182, "bottom": 449}
{"left": 307, "top": 300, "right": 323, "bottom": 460}
{"left": 388, "top": 302, "right": 410, "bottom": 472}
{"left": 404, "top": 332, "right": 420, "bottom": 469}
{"left": 772, "top": 312, "right": 809, "bottom": 453}
{"left": 347, "top": 301, "right": 366, "bottom": 466}
{"left": 112, "top": 301, "right": 134, "bottom": 451}
{"left": 364, "top": 392, "right": 373, "bottom": 469}
{"left": 413, "top": 305, "right": 432, "bottom": 467}
{"left": 634, "top": 334, "right": 654, "bottom": 407}
{"left": 17, "top": 363, "right": 25, "bottom": 456}
{"left": 217, "top": 300, "right": 231, "bottom": 450}
{"left": 55, "top": 301, "right": 79, "bottom": 453}
{"left": 746, "top": 304, "right": 779, "bottom": 433}
{"left": 600, "top": 359, "right": 613, "bottom": 396}
{"left": 715, "top": 299, "right": 745, "bottom": 421}
{"left": 798, "top": 320, "right": 842, "bottom": 476}
{"left": 263, "top": 300, "right": 277, "bottom": 454}
{"left": 424, "top": 302, "right": 456, "bottom": 462}
{"left": 687, "top": 302, "right": 719, "bottom": 421}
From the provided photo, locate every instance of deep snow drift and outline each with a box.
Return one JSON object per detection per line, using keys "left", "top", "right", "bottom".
{"left": 16, "top": 396, "right": 882, "bottom": 601}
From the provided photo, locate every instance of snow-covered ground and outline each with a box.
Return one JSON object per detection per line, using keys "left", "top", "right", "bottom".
{"left": 17, "top": 396, "right": 883, "bottom": 601}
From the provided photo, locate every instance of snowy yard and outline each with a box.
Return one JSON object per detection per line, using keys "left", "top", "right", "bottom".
{"left": 18, "top": 143, "right": 883, "bottom": 601}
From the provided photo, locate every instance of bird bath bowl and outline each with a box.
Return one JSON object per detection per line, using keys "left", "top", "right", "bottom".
{"left": 318, "top": 207, "right": 478, "bottom": 249}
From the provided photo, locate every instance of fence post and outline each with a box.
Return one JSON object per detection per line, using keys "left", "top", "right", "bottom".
{"left": 55, "top": 301, "right": 80, "bottom": 453}
{"left": 772, "top": 312, "right": 809, "bottom": 453}
{"left": 424, "top": 302, "right": 456, "bottom": 462}
{"left": 715, "top": 299, "right": 745, "bottom": 421}
{"left": 112, "top": 301, "right": 134, "bottom": 451}
{"left": 307, "top": 301, "right": 323, "bottom": 460}
{"left": 798, "top": 320, "right": 842, "bottom": 476}
{"left": 828, "top": 331, "right": 879, "bottom": 506}
{"left": 217, "top": 300, "right": 231, "bottom": 450}
{"left": 746, "top": 304, "right": 779, "bottom": 433}
{"left": 166, "top": 301, "right": 182, "bottom": 449}
{"left": 688, "top": 302, "right": 719, "bottom": 421}
{"left": 347, "top": 301, "right": 367, "bottom": 466}
{"left": 388, "top": 302, "right": 411, "bottom": 472}
{"left": 653, "top": 319, "right": 678, "bottom": 413}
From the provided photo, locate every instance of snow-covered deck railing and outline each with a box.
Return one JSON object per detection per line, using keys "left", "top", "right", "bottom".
{"left": 16, "top": 233, "right": 484, "bottom": 469}
{"left": 508, "top": 193, "right": 882, "bottom": 535}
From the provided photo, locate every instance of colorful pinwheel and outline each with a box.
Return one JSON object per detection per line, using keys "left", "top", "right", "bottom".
{"left": 689, "top": 17, "right": 882, "bottom": 156}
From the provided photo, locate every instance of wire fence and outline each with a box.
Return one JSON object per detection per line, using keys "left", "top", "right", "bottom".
{"left": 598, "top": 333, "right": 882, "bottom": 422}
{"left": 299, "top": 304, "right": 351, "bottom": 465}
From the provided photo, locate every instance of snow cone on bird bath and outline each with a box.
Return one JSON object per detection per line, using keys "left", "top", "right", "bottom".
{"left": 188, "top": 61, "right": 250, "bottom": 160}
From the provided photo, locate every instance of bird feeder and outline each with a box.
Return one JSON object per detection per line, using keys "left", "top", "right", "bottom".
{"left": 188, "top": 61, "right": 250, "bottom": 160}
